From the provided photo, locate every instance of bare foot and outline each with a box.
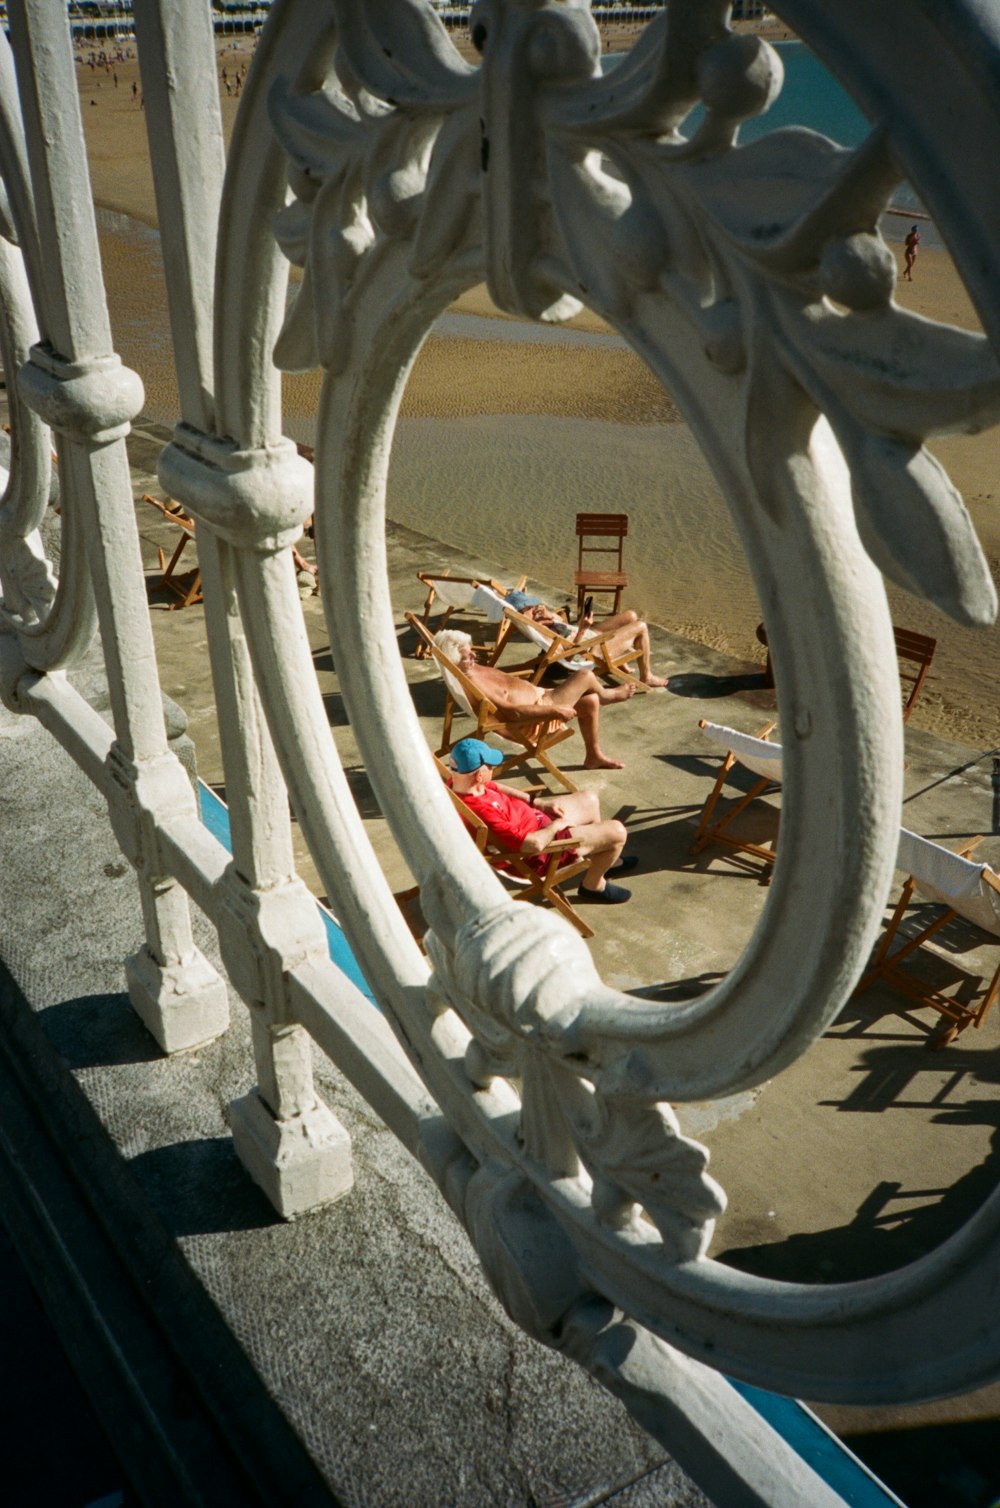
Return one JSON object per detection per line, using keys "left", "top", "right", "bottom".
{"left": 600, "top": 683, "right": 637, "bottom": 704}
{"left": 643, "top": 674, "right": 669, "bottom": 688}
{"left": 583, "top": 753, "right": 625, "bottom": 770}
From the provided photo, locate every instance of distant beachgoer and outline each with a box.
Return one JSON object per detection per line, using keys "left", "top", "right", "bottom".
{"left": 520, "top": 600, "right": 668, "bottom": 688}
{"left": 434, "top": 627, "right": 636, "bottom": 770}
{"left": 903, "top": 225, "right": 920, "bottom": 281}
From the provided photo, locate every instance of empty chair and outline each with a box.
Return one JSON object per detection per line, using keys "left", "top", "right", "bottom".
{"left": 574, "top": 512, "right": 628, "bottom": 621}
{"left": 856, "top": 828, "right": 1000, "bottom": 1046}
{"left": 143, "top": 493, "right": 202, "bottom": 609}
{"left": 691, "top": 720, "right": 782, "bottom": 873}
{"left": 756, "top": 621, "right": 937, "bottom": 723}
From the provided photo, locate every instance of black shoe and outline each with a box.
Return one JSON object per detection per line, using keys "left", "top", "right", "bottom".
{"left": 578, "top": 880, "right": 632, "bottom": 904}
{"left": 608, "top": 855, "right": 639, "bottom": 875}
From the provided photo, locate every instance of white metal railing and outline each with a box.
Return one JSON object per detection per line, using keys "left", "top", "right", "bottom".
{"left": 1, "top": 0, "right": 999, "bottom": 1500}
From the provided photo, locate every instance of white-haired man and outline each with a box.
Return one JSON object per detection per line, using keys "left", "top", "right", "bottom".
{"left": 434, "top": 627, "right": 634, "bottom": 770}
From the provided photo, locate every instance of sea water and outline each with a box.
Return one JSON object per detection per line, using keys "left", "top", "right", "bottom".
{"left": 96, "top": 39, "right": 993, "bottom": 743}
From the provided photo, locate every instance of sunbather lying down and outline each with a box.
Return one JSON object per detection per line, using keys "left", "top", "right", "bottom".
{"left": 434, "top": 627, "right": 634, "bottom": 770}
{"left": 520, "top": 600, "right": 668, "bottom": 688}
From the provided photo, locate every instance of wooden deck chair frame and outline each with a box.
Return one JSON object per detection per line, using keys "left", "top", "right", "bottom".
{"left": 143, "top": 493, "right": 202, "bottom": 609}
{"left": 479, "top": 591, "right": 648, "bottom": 692}
{"left": 757, "top": 620, "right": 936, "bottom": 724}
{"left": 406, "top": 612, "right": 579, "bottom": 792}
{"left": 413, "top": 571, "right": 527, "bottom": 657}
{"left": 856, "top": 835, "right": 1000, "bottom": 1046}
{"left": 691, "top": 720, "right": 780, "bottom": 874}
{"left": 429, "top": 754, "right": 594, "bottom": 937}
{"left": 574, "top": 512, "right": 628, "bottom": 621}
{"left": 893, "top": 626, "right": 937, "bottom": 724}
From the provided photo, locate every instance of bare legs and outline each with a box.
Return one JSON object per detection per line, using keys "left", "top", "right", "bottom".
{"left": 556, "top": 667, "right": 636, "bottom": 768}
{"left": 596, "top": 610, "right": 668, "bottom": 686}
{"left": 546, "top": 790, "right": 627, "bottom": 890}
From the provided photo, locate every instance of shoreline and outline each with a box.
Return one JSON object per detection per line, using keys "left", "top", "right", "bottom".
{"left": 79, "top": 30, "right": 1000, "bottom": 747}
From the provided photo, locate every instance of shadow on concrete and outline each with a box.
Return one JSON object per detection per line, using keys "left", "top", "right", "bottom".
{"left": 666, "top": 671, "right": 773, "bottom": 699}
{"left": 311, "top": 644, "right": 336, "bottom": 675}
{"left": 837, "top": 1416, "right": 1000, "bottom": 1508}
{"left": 630, "top": 972, "right": 726, "bottom": 1003}
{"left": 717, "top": 1044, "right": 1000, "bottom": 1284}
{"left": 40, "top": 993, "right": 163, "bottom": 1069}
{"left": 341, "top": 764, "right": 383, "bottom": 821}
{"left": 321, "top": 689, "right": 351, "bottom": 727}
{"left": 129, "top": 1136, "right": 279, "bottom": 1237}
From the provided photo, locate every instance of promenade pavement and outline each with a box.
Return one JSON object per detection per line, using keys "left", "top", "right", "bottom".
{"left": 0, "top": 414, "right": 997, "bottom": 1505}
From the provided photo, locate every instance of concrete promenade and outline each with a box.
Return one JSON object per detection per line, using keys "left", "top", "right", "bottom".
{"left": 0, "top": 415, "right": 998, "bottom": 1504}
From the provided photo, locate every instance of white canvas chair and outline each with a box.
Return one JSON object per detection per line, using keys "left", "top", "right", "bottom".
{"left": 856, "top": 828, "right": 1000, "bottom": 1046}
{"left": 473, "top": 582, "right": 648, "bottom": 690}
{"left": 413, "top": 571, "right": 525, "bottom": 656}
{"left": 691, "top": 720, "right": 782, "bottom": 872}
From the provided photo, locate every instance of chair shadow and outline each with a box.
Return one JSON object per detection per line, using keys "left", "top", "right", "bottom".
{"left": 666, "top": 671, "right": 773, "bottom": 699}
{"left": 312, "top": 644, "right": 336, "bottom": 674}
{"left": 629, "top": 971, "right": 727, "bottom": 1003}
{"left": 717, "top": 1044, "right": 1000, "bottom": 1284}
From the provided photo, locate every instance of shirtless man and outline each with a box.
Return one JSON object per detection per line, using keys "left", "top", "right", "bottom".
{"left": 434, "top": 627, "right": 635, "bottom": 770}
{"left": 448, "top": 737, "right": 636, "bottom": 903}
{"left": 522, "top": 602, "right": 668, "bottom": 688}
{"left": 903, "top": 224, "right": 920, "bottom": 281}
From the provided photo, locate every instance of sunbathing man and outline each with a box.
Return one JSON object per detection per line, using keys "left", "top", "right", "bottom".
{"left": 434, "top": 627, "right": 635, "bottom": 770}
{"left": 448, "top": 737, "right": 636, "bottom": 903}
{"left": 521, "top": 601, "right": 668, "bottom": 688}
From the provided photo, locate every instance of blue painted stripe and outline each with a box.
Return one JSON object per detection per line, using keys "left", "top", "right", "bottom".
{"left": 729, "top": 1380, "right": 905, "bottom": 1506}
{"left": 197, "top": 781, "right": 377, "bottom": 1006}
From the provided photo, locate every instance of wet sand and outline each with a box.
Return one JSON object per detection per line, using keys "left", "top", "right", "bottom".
{"left": 79, "top": 31, "right": 1000, "bottom": 746}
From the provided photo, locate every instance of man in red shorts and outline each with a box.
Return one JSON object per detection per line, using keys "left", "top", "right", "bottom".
{"left": 448, "top": 737, "right": 636, "bottom": 903}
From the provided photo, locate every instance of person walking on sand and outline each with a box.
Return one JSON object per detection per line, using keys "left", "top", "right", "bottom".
{"left": 903, "top": 224, "right": 920, "bottom": 281}
{"left": 434, "top": 628, "right": 636, "bottom": 771}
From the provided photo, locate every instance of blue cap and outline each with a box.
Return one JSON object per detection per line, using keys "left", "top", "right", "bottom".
{"left": 450, "top": 738, "right": 504, "bottom": 773}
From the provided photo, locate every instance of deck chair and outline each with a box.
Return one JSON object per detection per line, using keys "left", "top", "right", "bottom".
{"left": 691, "top": 720, "right": 782, "bottom": 873}
{"left": 856, "top": 828, "right": 1000, "bottom": 1046}
{"left": 142, "top": 493, "right": 202, "bottom": 608}
{"left": 893, "top": 627, "right": 937, "bottom": 723}
{"left": 413, "top": 571, "right": 527, "bottom": 657}
{"left": 406, "top": 611, "right": 578, "bottom": 791}
{"left": 431, "top": 754, "right": 594, "bottom": 937}
{"left": 473, "top": 583, "right": 649, "bottom": 691}
{"left": 574, "top": 512, "right": 628, "bottom": 621}
{"left": 756, "top": 621, "right": 936, "bottom": 722}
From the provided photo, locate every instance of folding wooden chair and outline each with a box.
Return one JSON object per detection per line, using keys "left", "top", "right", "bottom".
{"left": 143, "top": 493, "right": 202, "bottom": 609}
{"left": 412, "top": 571, "right": 526, "bottom": 657}
{"left": 432, "top": 754, "right": 594, "bottom": 937}
{"left": 574, "top": 512, "right": 628, "bottom": 621}
{"left": 405, "top": 612, "right": 578, "bottom": 791}
{"left": 894, "top": 627, "right": 937, "bottom": 723}
{"left": 473, "top": 583, "right": 649, "bottom": 691}
{"left": 856, "top": 828, "right": 1000, "bottom": 1046}
{"left": 755, "top": 621, "right": 936, "bottom": 723}
{"left": 691, "top": 720, "right": 782, "bottom": 874}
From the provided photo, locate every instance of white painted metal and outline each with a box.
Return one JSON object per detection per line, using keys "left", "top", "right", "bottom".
{"left": 0, "top": 0, "right": 998, "bottom": 1495}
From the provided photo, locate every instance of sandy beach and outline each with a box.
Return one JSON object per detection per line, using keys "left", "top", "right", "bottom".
{"left": 76, "top": 26, "right": 1000, "bottom": 746}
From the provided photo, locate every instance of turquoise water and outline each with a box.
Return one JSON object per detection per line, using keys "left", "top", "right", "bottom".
{"left": 607, "top": 40, "right": 925, "bottom": 230}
